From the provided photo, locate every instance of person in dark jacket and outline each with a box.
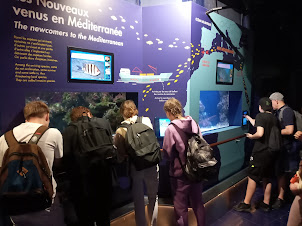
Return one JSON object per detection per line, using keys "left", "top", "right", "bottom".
{"left": 162, "top": 98, "right": 205, "bottom": 226}
{"left": 63, "top": 106, "right": 113, "bottom": 226}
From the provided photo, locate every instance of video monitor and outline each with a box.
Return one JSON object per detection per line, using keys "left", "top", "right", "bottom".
{"left": 154, "top": 117, "right": 171, "bottom": 138}
{"left": 67, "top": 46, "right": 114, "bottom": 84}
{"left": 216, "top": 60, "right": 234, "bottom": 85}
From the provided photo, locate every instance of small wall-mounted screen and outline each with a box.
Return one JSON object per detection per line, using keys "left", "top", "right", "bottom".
{"left": 67, "top": 46, "right": 114, "bottom": 84}
{"left": 154, "top": 117, "right": 171, "bottom": 137}
{"left": 242, "top": 110, "right": 248, "bottom": 126}
{"left": 216, "top": 60, "right": 234, "bottom": 85}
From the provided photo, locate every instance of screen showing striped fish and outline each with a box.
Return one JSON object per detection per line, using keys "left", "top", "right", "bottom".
{"left": 68, "top": 47, "right": 114, "bottom": 84}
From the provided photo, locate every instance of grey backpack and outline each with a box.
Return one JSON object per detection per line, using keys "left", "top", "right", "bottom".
{"left": 120, "top": 117, "right": 162, "bottom": 171}
{"left": 172, "top": 123, "right": 218, "bottom": 182}
{"left": 279, "top": 106, "right": 302, "bottom": 132}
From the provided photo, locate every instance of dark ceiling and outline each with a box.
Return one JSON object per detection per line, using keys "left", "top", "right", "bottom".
{"left": 219, "top": 0, "right": 302, "bottom": 108}
{"left": 219, "top": 0, "right": 301, "bottom": 66}
{"left": 219, "top": 0, "right": 299, "bottom": 32}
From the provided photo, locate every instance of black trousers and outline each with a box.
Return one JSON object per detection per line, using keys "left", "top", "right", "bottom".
{"left": 70, "top": 161, "right": 112, "bottom": 226}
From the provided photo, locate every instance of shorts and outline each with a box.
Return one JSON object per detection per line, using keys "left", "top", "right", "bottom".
{"left": 248, "top": 150, "right": 274, "bottom": 183}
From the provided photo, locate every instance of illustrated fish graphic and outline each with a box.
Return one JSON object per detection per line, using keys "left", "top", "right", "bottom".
{"left": 81, "top": 64, "right": 101, "bottom": 76}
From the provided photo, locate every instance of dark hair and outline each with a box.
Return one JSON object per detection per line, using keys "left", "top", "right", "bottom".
{"left": 70, "top": 106, "right": 92, "bottom": 122}
{"left": 259, "top": 97, "right": 273, "bottom": 112}
{"left": 24, "top": 101, "right": 49, "bottom": 120}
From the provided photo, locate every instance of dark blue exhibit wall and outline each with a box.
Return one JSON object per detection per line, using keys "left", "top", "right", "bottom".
{"left": 2, "top": 0, "right": 144, "bottom": 131}
{"left": 141, "top": 3, "right": 192, "bottom": 116}
{"left": 1, "top": 0, "right": 252, "bottom": 182}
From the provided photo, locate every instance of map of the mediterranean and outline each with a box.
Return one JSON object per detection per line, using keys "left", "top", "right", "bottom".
{"left": 184, "top": 12, "right": 248, "bottom": 126}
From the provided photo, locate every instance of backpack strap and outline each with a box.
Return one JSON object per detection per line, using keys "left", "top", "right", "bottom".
{"left": 278, "top": 105, "right": 289, "bottom": 122}
{"left": 29, "top": 126, "right": 53, "bottom": 184}
{"left": 28, "top": 126, "right": 49, "bottom": 145}
{"left": 136, "top": 116, "right": 143, "bottom": 124}
{"left": 4, "top": 130, "right": 18, "bottom": 148}
{"left": 119, "top": 123, "right": 131, "bottom": 129}
{"left": 5, "top": 126, "right": 49, "bottom": 147}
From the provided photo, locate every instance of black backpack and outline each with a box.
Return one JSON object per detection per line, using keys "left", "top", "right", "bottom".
{"left": 71, "top": 116, "right": 117, "bottom": 162}
{"left": 0, "top": 126, "right": 53, "bottom": 215}
{"left": 120, "top": 116, "right": 162, "bottom": 171}
{"left": 172, "top": 123, "right": 218, "bottom": 182}
{"left": 268, "top": 124, "right": 282, "bottom": 152}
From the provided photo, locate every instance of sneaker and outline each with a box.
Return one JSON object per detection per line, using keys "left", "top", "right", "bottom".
{"left": 233, "top": 202, "right": 252, "bottom": 212}
{"left": 257, "top": 201, "right": 270, "bottom": 212}
{"left": 272, "top": 198, "right": 284, "bottom": 209}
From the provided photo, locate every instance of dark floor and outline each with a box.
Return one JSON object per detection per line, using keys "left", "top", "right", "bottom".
{"left": 111, "top": 169, "right": 294, "bottom": 225}
{"left": 209, "top": 186, "right": 291, "bottom": 226}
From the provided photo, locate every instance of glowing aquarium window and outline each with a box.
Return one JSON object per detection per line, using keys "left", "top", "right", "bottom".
{"left": 25, "top": 92, "right": 138, "bottom": 132}
{"left": 199, "top": 91, "right": 242, "bottom": 133}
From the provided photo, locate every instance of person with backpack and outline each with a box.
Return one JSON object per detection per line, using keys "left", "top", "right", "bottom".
{"left": 114, "top": 100, "right": 159, "bottom": 226}
{"left": 62, "top": 106, "right": 115, "bottom": 226}
{"left": 0, "top": 101, "right": 64, "bottom": 225}
{"left": 233, "top": 97, "right": 281, "bottom": 212}
{"left": 162, "top": 98, "right": 205, "bottom": 226}
{"left": 269, "top": 92, "right": 301, "bottom": 209}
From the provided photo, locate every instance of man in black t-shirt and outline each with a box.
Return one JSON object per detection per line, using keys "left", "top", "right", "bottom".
{"left": 234, "top": 97, "right": 280, "bottom": 212}
{"left": 269, "top": 92, "right": 300, "bottom": 209}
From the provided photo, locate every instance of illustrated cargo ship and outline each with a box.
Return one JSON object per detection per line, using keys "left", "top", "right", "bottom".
{"left": 119, "top": 66, "right": 172, "bottom": 84}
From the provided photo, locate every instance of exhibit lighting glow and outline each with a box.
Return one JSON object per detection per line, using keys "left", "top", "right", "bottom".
{"left": 84, "top": 0, "right": 99, "bottom": 4}
{"left": 175, "top": 1, "right": 191, "bottom": 19}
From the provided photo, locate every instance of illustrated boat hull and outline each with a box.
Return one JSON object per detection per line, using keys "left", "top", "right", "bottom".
{"left": 119, "top": 73, "right": 172, "bottom": 83}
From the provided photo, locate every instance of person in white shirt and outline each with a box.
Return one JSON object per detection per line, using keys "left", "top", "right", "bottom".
{"left": 0, "top": 101, "right": 64, "bottom": 226}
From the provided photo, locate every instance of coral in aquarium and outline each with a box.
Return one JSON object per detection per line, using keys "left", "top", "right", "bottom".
{"left": 199, "top": 91, "right": 229, "bottom": 132}
{"left": 26, "top": 92, "right": 126, "bottom": 132}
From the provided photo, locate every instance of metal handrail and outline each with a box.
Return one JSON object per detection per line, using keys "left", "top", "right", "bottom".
{"left": 210, "top": 134, "right": 246, "bottom": 147}
{"left": 160, "top": 134, "right": 246, "bottom": 151}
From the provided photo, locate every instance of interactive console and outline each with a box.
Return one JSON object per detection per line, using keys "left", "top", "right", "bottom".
{"left": 154, "top": 117, "right": 171, "bottom": 138}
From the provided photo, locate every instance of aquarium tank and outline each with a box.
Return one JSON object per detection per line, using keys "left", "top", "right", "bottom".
{"left": 25, "top": 92, "right": 136, "bottom": 132}
{"left": 199, "top": 91, "right": 230, "bottom": 132}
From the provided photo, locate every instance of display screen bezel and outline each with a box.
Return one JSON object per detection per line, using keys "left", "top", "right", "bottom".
{"left": 67, "top": 46, "right": 114, "bottom": 84}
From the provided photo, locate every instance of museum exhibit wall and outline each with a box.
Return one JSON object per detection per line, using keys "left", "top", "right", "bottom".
{"left": 1, "top": 0, "right": 252, "bottom": 205}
